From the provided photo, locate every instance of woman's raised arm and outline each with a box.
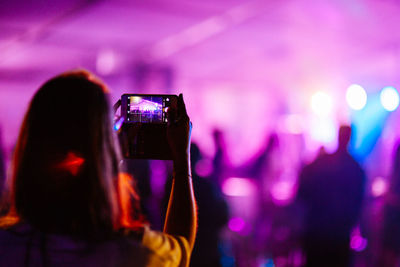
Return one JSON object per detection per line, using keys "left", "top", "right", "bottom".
{"left": 163, "top": 94, "right": 197, "bottom": 250}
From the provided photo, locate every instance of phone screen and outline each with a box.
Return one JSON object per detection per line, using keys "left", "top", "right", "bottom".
{"left": 123, "top": 95, "right": 176, "bottom": 123}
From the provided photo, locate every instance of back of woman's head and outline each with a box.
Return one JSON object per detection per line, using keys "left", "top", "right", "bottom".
{"left": 2, "top": 70, "right": 138, "bottom": 239}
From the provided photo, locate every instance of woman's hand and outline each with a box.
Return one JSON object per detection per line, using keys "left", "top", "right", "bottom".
{"left": 167, "top": 94, "right": 192, "bottom": 170}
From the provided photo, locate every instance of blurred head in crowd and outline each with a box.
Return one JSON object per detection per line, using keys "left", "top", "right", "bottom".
{"left": 338, "top": 125, "right": 352, "bottom": 152}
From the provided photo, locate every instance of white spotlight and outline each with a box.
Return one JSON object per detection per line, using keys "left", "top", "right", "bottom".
{"left": 311, "top": 91, "right": 333, "bottom": 116}
{"left": 346, "top": 84, "right": 367, "bottom": 110}
{"left": 380, "top": 86, "right": 400, "bottom": 112}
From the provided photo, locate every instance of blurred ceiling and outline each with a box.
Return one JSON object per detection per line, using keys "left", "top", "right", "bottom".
{"left": 2, "top": 0, "right": 400, "bottom": 84}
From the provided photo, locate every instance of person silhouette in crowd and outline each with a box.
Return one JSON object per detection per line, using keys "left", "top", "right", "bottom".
{"left": 245, "top": 133, "right": 279, "bottom": 182}
{"left": 188, "top": 143, "right": 229, "bottom": 267}
{"left": 211, "top": 129, "right": 229, "bottom": 187}
{"left": 297, "top": 125, "right": 366, "bottom": 267}
{"left": 0, "top": 70, "right": 196, "bottom": 267}
{"left": 163, "top": 142, "right": 229, "bottom": 267}
{"left": 380, "top": 141, "right": 400, "bottom": 266}
{"left": 244, "top": 133, "right": 280, "bottom": 255}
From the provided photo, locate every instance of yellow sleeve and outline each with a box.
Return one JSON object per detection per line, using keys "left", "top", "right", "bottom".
{"left": 142, "top": 226, "right": 190, "bottom": 267}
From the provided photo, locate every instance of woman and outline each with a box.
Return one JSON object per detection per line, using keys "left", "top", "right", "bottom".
{"left": 0, "top": 70, "right": 196, "bottom": 267}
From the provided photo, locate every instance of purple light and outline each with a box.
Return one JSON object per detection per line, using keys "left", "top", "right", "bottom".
{"left": 222, "top": 177, "right": 256, "bottom": 197}
{"left": 350, "top": 235, "right": 368, "bottom": 252}
{"left": 350, "top": 226, "right": 368, "bottom": 252}
{"left": 228, "top": 217, "right": 245, "bottom": 232}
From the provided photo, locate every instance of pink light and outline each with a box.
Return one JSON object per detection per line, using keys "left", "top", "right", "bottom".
{"left": 270, "top": 180, "right": 295, "bottom": 206}
{"left": 194, "top": 159, "right": 213, "bottom": 177}
{"left": 371, "top": 176, "right": 387, "bottom": 197}
{"left": 196, "top": 87, "right": 272, "bottom": 165}
{"left": 96, "top": 49, "right": 117, "bottom": 75}
{"left": 222, "top": 177, "right": 256, "bottom": 197}
{"left": 281, "top": 114, "right": 304, "bottom": 134}
{"left": 228, "top": 217, "right": 245, "bottom": 232}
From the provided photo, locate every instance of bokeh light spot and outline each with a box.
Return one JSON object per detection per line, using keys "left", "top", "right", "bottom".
{"left": 311, "top": 91, "right": 333, "bottom": 116}
{"left": 346, "top": 84, "right": 367, "bottom": 110}
{"left": 371, "top": 176, "right": 387, "bottom": 197}
{"left": 222, "top": 177, "right": 256, "bottom": 197}
{"left": 350, "top": 235, "right": 368, "bottom": 252}
{"left": 310, "top": 117, "right": 336, "bottom": 144}
{"left": 380, "top": 86, "right": 399, "bottom": 112}
{"left": 228, "top": 217, "right": 245, "bottom": 232}
{"left": 96, "top": 49, "right": 117, "bottom": 75}
{"left": 270, "top": 180, "right": 295, "bottom": 206}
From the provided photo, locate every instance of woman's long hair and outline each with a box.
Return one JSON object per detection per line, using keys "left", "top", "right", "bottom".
{"left": 0, "top": 70, "right": 144, "bottom": 239}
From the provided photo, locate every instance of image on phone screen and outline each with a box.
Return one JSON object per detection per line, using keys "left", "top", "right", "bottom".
{"left": 126, "top": 95, "right": 170, "bottom": 123}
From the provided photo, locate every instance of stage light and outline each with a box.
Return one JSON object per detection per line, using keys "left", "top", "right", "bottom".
{"left": 350, "top": 226, "right": 368, "bottom": 252}
{"left": 350, "top": 235, "right": 368, "bottom": 252}
{"left": 311, "top": 91, "right": 333, "bottom": 116}
{"left": 310, "top": 117, "right": 336, "bottom": 144}
{"left": 350, "top": 94, "right": 389, "bottom": 161}
{"left": 371, "top": 176, "right": 387, "bottom": 197}
{"left": 228, "top": 217, "right": 245, "bottom": 232}
{"left": 346, "top": 84, "right": 367, "bottom": 110}
{"left": 380, "top": 86, "right": 399, "bottom": 111}
{"left": 222, "top": 177, "right": 256, "bottom": 197}
{"left": 270, "top": 180, "right": 295, "bottom": 206}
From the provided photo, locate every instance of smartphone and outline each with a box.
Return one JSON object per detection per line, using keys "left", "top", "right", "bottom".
{"left": 119, "top": 94, "right": 178, "bottom": 159}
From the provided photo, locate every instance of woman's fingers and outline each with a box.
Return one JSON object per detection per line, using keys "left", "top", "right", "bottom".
{"left": 168, "top": 94, "right": 189, "bottom": 125}
{"left": 178, "top": 94, "right": 190, "bottom": 120}
{"left": 167, "top": 107, "right": 176, "bottom": 126}
{"left": 178, "top": 94, "right": 187, "bottom": 115}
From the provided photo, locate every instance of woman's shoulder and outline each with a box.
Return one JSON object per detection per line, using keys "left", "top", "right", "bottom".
{"left": 0, "top": 224, "right": 189, "bottom": 267}
{"left": 0, "top": 222, "right": 33, "bottom": 241}
{"left": 141, "top": 226, "right": 190, "bottom": 267}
